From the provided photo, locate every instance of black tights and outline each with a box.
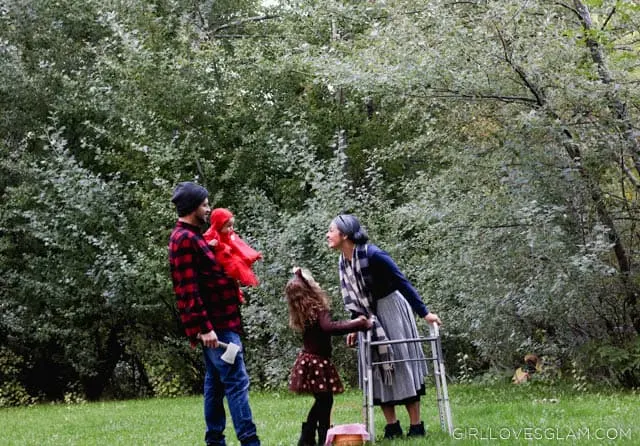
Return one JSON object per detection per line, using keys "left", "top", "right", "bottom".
{"left": 306, "top": 392, "right": 334, "bottom": 428}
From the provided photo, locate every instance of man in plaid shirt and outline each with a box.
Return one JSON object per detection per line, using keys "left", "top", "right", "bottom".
{"left": 169, "top": 182, "right": 260, "bottom": 446}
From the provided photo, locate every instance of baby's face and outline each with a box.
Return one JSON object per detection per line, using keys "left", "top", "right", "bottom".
{"left": 220, "top": 218, "right": 234, "bottom": 234}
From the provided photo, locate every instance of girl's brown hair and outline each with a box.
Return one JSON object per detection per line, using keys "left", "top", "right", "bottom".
{"left": 285, "top": 268, "right": 330, "bottom": 332}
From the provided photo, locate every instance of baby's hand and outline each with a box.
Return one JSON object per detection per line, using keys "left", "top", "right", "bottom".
{"left": 208, "top": 239, "right": 218, "bottom": 248}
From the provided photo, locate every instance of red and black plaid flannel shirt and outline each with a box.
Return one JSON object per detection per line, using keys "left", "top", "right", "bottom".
{"left": 169, "top": 221, "right": 243, "bottom": 346}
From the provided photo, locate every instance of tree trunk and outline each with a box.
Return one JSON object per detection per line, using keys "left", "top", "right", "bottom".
{"left": 571, "top": 0, "right": 640, "bottom": 331}
{"left": 496, "top": 17, "right": 640, "bottom": 333}
{"left": 572, "top": 1, "right": 640, "bottom": 184}
{"left": 82, "top": 326, "right": 125, "bottom": 400}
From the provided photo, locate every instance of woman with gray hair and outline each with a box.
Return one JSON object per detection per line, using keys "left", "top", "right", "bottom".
{"left": 326, "top": 214, "right": 442, "bottom": 439}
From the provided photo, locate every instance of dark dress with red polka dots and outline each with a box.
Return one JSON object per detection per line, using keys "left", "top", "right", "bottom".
{"left": 289, "top": 310, "right": 369, "bottom": 394}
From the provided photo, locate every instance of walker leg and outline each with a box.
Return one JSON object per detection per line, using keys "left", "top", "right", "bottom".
{"left": 429, "top": 323, "right": 454, "bottom": 434}
{"left": 366, "top": 330, "right": 375, "bottom": 443}
{"left": 358, "top": 332, "right": 366, "bottom": 426}
{"left": 429, "top": 325, "right": 446, "bottom": 432}
{"left": 436, "top": 334, "right": 454, "bottom": 434}
{"left": 358, "top": 331, "right": 375, "bottom": 443}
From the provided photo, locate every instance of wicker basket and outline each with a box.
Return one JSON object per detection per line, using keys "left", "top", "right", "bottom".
{"left": 332, "top": 433, "right": 365, "bottom": 446}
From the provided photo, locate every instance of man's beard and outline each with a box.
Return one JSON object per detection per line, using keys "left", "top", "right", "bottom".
{"left": 196, "top": 213, "right": 207, "bottom": 226}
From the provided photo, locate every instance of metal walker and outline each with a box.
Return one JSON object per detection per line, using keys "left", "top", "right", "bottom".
{"left": 356, "top": 323, "right": 453, "bottom": 442}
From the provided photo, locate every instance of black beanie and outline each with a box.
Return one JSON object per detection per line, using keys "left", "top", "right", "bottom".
{"left": 171, "top": 182, "right": 208, "bottom": 217}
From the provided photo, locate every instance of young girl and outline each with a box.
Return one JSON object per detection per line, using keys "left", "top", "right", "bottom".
{"left": 285, "top": 267, "right": 372, "bottom": 446}
{"left": 204, "top": 208, "right": 262, "bottom": 302}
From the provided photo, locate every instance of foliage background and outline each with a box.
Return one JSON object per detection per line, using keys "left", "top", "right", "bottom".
{"left": 1, "top": 0, "right": 639, "bottom": 404}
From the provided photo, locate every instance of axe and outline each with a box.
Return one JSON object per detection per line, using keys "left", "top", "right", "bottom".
{"left": 217, "top": 341, "right": 241, "bottom": 365}
{"left": 196, "top": 334, "right": 241, "bottom": 365}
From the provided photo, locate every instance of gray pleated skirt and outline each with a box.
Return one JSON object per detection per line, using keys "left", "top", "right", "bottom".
{"left": 367, "top": 290, "right": 428, "bottom": 405}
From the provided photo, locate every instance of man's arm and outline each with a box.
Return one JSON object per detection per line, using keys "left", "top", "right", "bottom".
{"left": 171, "top": 235, "right": 214, "bottom": 345}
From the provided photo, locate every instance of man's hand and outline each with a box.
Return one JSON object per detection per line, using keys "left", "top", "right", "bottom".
{"left": 197, "top": 331, "right": 219, "bottom": 348}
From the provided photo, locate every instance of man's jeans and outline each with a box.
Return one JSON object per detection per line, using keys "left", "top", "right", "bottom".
{"left": 203, "top": 330, "right": 260, "bottom": 446}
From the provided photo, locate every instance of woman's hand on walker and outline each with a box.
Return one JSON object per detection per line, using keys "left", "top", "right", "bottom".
{"left": 346, "top": 332, "right": 357, "bottom": 347}
{"left": 425, "top": 312, "right": 442, "bottom": 326}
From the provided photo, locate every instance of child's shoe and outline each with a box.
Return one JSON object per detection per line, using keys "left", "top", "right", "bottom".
{"left": 298, "top": 422, "right": 316, "bottom": 446}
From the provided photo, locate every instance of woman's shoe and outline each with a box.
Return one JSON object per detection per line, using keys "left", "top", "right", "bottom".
{"left": 383, "top": 420, "right": 403, "bottom": 439}
{"left": 407, "top": 421, "right": 426, "bottom": 437}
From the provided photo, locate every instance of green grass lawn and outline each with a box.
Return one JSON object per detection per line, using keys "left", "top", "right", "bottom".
{"left": 1, "top": 383, "right": 638, "bottom": 445}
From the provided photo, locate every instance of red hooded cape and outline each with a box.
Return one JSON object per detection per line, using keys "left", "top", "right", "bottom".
{"left": 203, "top": 208, "right": 261, "bottom": 286}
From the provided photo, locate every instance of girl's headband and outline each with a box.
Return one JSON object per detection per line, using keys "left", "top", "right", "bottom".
{"left": 293, "top": 267, "right": 314, "bottom": 286}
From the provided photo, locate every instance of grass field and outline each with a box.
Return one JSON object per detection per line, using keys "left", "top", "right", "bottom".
{"left": 1, "top": 383, "right": 638, "bottom": 445}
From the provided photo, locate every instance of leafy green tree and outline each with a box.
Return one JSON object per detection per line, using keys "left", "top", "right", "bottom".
{"left": 2, "top": 0, "right": 639, "bottom": 404}
{"left": 277, "top": 0, "right": 640, "bottom": 384}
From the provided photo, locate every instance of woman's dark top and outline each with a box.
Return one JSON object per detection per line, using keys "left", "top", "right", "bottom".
{"left": 365, "top": 244, "right": 429, "bottom": 318}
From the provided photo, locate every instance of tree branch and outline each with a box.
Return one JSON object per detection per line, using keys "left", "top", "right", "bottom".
{"left": 192, "top": 2, "right": 205, "bottom": 31}
{"left": 210, "top": 34, "right": 273, "bottom": 39}
{"left": 554, "top": 1, "right": 581, "bottom": 20}
{"left": 601, "top": 6, "right": 616, "bottom": 30}
{"left": 211, "top": 14, "right": 279, "bottom": 34}
{"left": 494, "top": 24, "right": 546, "bottom": 106}
{"left": 406, "top": 90, "right": 539, "bottom": 105}
{"left": 621, "top": 157, "right": 640, "bottom": 189}
{"left": 450, "top": 223, "right": 533, "bottom": 230}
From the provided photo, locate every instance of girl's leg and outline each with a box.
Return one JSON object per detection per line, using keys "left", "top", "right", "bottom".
{"left": 297, "top": 398, "right": 317, "bottom": 446}
{"left": 312, "top": 392, "right": 333, "bottom": 428}
{"left": 313, "top": 392, "right": 333, "bottom": 446}
{"left": 305, "top": 394, "right": 320, "bottom": 425}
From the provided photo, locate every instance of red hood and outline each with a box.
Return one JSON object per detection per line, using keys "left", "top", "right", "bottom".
{"left": 204, "top": 208, "right": 234, "bottom": 243}
{"left": 210, "top": 208, "right": 234, "bottom": 232}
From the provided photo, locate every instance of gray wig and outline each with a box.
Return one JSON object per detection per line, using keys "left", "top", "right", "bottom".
{"left": 332, "top": 214, "right": 369, "bottom": 244}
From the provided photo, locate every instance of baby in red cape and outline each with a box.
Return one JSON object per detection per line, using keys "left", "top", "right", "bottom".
{"left": 203, "top": 209, "right": 262, "bottom": 301}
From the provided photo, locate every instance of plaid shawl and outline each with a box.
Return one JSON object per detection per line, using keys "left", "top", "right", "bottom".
{"left": 339, "top": 243, "right": 394, "bottom": 385}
